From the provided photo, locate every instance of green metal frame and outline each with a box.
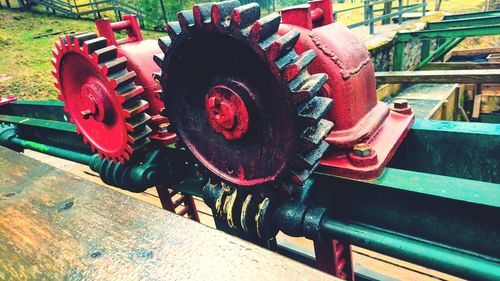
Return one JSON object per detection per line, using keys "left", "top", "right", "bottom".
{"left": 0, "top": 100, "right": 499, "bottom": 280}
{"left": 393, "top": 12, "right": 500, "bottom": 71}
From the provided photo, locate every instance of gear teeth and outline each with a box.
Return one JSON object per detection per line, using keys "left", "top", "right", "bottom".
{"left": 289, "top": 73, "right": 328, "bottom": 105}
{"left": 178, "top": 10, "right": 195, "bottom": 31}
{"left": 153, "top": 54, "right": 164, "bottom": 68}
{"left": 158, "top": 37, "right": 172, "bottom": 54}
{"left": 51, "top": 70, "right": 57, "bottom": 79}
{"left": 290, "top": 162, "right": 320, "bottom": 185}
{"left": 267, "top": 29, "right": 300, "bottom": 61}
{"left": 50, "top": 58, "right": 57, "bottom": 68}
{"left": 126, "top": 112, "right": 151, "bottom": 132}
{"left": 230, "top": 3, "right": 260, "bottom": 35}
{"left": 73, "top": 32, "right": 98, "bottom": 46}
{"left": 295, "top": 140, "right": 329, "bottom": 169}
{"left": 167, "top": 22, "right": 182, "bottom": 40}
{"left": 83, "top": 37, "right": 108, "bottom": 55}
{"left": 152, "top": 72, "right": 162, "bottom": 83}
{"left": 122, "top": 98, "right": 149, "bottom": 118}
{"left": 94, "top": 45, "right": 117, "bottom": 64}
{"left": 158, "top": 2, "right": 334, "bottom": 192}
{"left": 117, "top": 85, "right": 144, "bottom": 102}
{"left": 283, "top": 50, "right": 316, "bottom": 82}
{"left": 127, "top": 125, "right": 152, "bottom": 144}
{"left": 194, "top": 3, "right": 214, "bottom": 26}
{"left": 211, "top": 0, "right": 241, "bottom": 29}
{"left": 113, "top": 71, "right": 137, "bottom": 89}
{"left": 249, "top": 13, "right": 281, "bottom": 45}
{"left": 298, "top": 96, "right": 333, "bottom": 126}
{"left": 129, "top": 134, "right": 151, "bottom": 153}
{"left": 301, "top": 119, "right": 334, "bottom": 148}
{"left": 102, "top": 56, "right": 127, "bottom": 76}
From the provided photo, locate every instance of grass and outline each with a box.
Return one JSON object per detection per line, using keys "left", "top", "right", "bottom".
{"left": 0, "top": 0, "right": 498, "bottom": 100}
{"left": 0, "top": 8, "right": 163, "bottom": 100}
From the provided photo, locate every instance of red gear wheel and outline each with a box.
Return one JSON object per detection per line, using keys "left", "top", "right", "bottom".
{"left": 52, "top": 32, "right": 152, "bottom": 163}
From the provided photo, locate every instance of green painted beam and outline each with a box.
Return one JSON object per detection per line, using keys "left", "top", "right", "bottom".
{"left": 371, "top": 167, "right": 499, "bottom": 208}
{"left": 0, "top": 114, "right": 75, "bottom": 132}
{"left": 443, "top": 10, "right": 500, "bottom": 20}
{"left": 397, "top": 24, "right": 500, "bottom": 41}
{"left": 427, "top": 15, "right": 500, "bottom": 30}
{"left": 391, "top": 119, "right": 499, "bottom": 183}
{"left": 417, "top": 37, "right": 464, "bottom": 69}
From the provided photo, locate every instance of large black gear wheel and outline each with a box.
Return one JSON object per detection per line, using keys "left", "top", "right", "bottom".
{"left": 154, "top": 0, "right": 333, "bottom": 191}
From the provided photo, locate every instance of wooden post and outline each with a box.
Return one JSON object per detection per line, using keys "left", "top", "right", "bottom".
{"left": 382, "top": 1, "right": 393, "bottom": 25}
{"left": 368, "top": 2, "right": 374, "bottom": 34}
{"left": 398, "top": 0, "right": 403, "bottom": 24}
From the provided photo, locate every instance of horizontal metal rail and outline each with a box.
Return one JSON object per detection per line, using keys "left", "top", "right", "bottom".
{"left": 443, "top": 10, "right": 500, "bottom": 20}
{"left": 8, "top": 136, "right": 93, "bottom": 165}
{"left": 397, "top": 23, "right": 500, "bottom": 41}
{"left": 427, "top": 15, "right": 500, "bottom": 30}
{"left": 321, "top": 219, "right": 500, "bottom": 281}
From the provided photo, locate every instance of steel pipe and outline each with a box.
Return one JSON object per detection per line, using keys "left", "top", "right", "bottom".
{"left": 9, "top": 136, "right": 93, "bottom": 165}
{"left": 321, "top": 219, "right": 500, "bottom": 281}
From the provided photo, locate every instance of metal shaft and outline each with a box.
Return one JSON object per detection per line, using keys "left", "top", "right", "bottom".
{"left": 9, "top": 136, "right": 93, "bottom": 165}
{"left": 321, "top": 218, "right": 500, "bottom": 281}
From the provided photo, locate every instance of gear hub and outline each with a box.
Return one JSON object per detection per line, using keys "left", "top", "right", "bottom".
{"left": 205, "top": 80, "right": 251, "bottom": 140}
{"left": 155, "top": 0, "right": 334, "bottom": 190}
{"left": 52, "top": 32, "right": 153, "bottom": 162}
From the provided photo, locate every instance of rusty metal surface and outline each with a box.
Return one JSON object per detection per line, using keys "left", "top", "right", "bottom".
{"left": 0, "top": 147, "right": 336, "bottom": 281}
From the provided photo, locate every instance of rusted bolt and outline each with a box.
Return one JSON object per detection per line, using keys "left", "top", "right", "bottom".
{"left": 394, "top": 99, "right": 408, "bottom": 109}
{"left": 353, "top": 143, "right": 372, "bottom": 157}
{"left": 158, "top": 123, "right": 169, "bottom": 131}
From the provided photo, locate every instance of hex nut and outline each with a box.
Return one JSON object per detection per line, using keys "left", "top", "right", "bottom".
{"left": 353, "top": 143, "right": 372, "bottom": 157}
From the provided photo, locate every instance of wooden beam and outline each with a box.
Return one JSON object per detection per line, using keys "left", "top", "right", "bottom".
{"left": 0, "top": 147, "right": 335, "bottom": 281}
{"left": 422, "top": 62, "right": 500, "bottom": 70}
{"left": 375, "top": 69, "right": 500, "bottom": 84}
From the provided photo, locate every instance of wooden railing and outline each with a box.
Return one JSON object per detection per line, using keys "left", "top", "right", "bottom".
{"left": 336, "top": 0, "right": 427, "bottom": 34}
{"left": 0, "top": 0, "right": 145, "bottom": 27}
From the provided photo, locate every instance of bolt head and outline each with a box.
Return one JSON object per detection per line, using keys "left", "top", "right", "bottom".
{"left": 353, "top": 143, "right": 372, "bottom": 157}
{"left": 394, "top": 99, "right": 408, "bottom": 109}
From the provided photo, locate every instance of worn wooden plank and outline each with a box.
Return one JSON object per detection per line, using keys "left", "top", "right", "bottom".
{"left": 0, "top": 147, "right": 335, "bottom": 281}
{"left": 447, "top": 47, "right": 500, "bottom": 57}
{"left": 384, "top": 84, "right": 458, "bottom": 120}
{"left": 422, "top": 62, "right": 500, "bottom": 70}
{"left": 376, "top": 69, "right": 500, "bottom": 84}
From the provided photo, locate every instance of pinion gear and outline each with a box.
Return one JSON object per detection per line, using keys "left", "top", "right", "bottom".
{"left": 155, "top": 1, "right": 333, "bottom": 190}
{"left": 52, "top": 32, "right": 152, "bottom": 163}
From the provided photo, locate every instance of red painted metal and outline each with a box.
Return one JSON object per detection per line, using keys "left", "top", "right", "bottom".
{"left": 205, "top": 82, "right": 250, "bottom": 140}
{"left": 52, "top": 35, "right": 150, "bottom": 162}
{"left": 95, "top": 16, "right": 176, "bottom": 146}
{"left": 156, "top": 186, "right": 200, "bottom": 222}
{"left": 280, "top": 0, "right": 414, "bottom": 180}
{"left": 314, "top": 239, "right": 355, "bottom": 281}
{"left": 0, "top": 95, "right": 16, "bottom": 106}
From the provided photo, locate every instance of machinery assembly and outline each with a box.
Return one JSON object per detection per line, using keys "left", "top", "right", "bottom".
{"left": 0, "top": 0, "right": 499, "bottom": 280}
